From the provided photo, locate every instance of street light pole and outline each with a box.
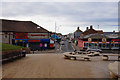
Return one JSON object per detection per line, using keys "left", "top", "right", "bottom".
{"left": 55, "top": 21, "right": 56, "bottom": 52}
{"left": 97, "top": 25, "right": 99, "bottom": 49}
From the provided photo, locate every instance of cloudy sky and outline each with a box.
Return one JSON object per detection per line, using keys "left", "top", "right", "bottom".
{"left": 0, "top": 0, "right": 119, "bottom": 35}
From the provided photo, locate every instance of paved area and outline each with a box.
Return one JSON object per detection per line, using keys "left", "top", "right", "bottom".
{"left": 2, "top": 40, "right": 119, "bottom": 78}
{"left": 2, "top": 53, "right": 118, "bottom": 78}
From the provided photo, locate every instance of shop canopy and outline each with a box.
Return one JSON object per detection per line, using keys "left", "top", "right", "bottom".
{"left": 51, "top": 34, "right": 59, "bottom": 39}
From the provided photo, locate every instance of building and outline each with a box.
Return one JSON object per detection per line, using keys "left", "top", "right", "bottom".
{"left": 74, "top": 25, "right": 119, "bottom": 50}
{"left": 0, "top": 19, "right": 55, "bottom": 50}
{"left": 74, "top": 27, "right": 83, "bottom": 39}
{"left": 82, "top": 32, "right": 119, "bottom": 50}
{"left": 67, "top": 33, "right": 74, "bottom": 41}
{"left": 81, "top": 25, "right": 103, "bottom": 36}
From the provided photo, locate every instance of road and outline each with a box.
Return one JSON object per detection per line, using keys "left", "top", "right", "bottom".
{"left": 60, "top": 40, "right": 74, "bottom": 52}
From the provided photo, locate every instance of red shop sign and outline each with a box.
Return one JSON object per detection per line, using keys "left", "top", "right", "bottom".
{"left": 28, "top": 40, "right": 40, "bottom": 42}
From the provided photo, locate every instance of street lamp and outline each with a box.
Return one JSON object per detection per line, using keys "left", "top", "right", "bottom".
{"left": 97, "top": 25, "right": 99, "bottom": 49}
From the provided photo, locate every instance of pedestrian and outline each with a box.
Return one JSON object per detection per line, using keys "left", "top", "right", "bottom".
{"left": 40, "top": 43, "right": 42, "bottom": 51}
{"left": 76, "top": 41, "right": 78, "bottom": 46}
{"left": 42, "top": 44, "right": 45, "bottom": 51}
{"left": 44, "top": 43, "right": 47, "bottom": 50}
{"left": 22, "top": 48, "right": 26, "bottom": 57}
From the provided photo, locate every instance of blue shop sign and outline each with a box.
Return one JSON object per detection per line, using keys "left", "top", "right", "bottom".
{"left": 14, "top": 39, "right": 28, "bottom": 43}
{"left": 40, "top": 39, "right": 50, "bottom": 42}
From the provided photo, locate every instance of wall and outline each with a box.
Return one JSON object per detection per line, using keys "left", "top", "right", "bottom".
{"left": 1, "top": 32, "right": 14, "bottom": 44}
{"left": 74, "top": 32, "right": 82, "bottom": 39}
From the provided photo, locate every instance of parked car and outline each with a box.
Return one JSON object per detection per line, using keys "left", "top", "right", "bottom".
{"left": 87, "top": 48, "right": 102, "bottom": 53}
{"left": 61, "top": 41, "right": 65, "bottom": 45}
{"left": 68, "top": 40, "right": 71, "bottom": 43}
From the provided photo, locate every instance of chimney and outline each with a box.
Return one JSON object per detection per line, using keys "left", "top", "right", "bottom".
{"left": 90, "top": 25, "right": 93, "bottom": 29}
{"left": 113, "top": 30, "right": 115, "bottom": 33}
{"left": 77, "top": 27, "right": 79, "bottom": 30}
{"left": 86, "top": 27, "right": 89, "bottom": 30}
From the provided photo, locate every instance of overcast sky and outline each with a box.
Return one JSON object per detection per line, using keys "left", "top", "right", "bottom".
{"left": 0, "top": 1, "right": 119, "bottom": 35}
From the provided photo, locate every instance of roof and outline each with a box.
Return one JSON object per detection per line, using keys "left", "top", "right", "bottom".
{"left": 83, "top": 33, "right": 109, "bottom": 39}
{"left": 103, "top": 32, "right": 115, "bottom": 35}
{"left": 82, "top": 28, "right": 98, "bottom": 35}
{"left": 82, "top": 26, "right": 103, "bottom": 36}
{"left": 96, "top": 30, "right": 103, "bottom": 34}
{"left": 75, "top": 27, "right": 83, "bottom": 32}
{"left": 0, "top": 19, "right": 49, "bottom": 33}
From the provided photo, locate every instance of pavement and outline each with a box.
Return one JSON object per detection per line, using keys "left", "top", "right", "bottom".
{"left": 2, "top": 53, "right": 117, "bottom": 78}
{"left": 2, "top": 40, "right": 119, "bottom": 79}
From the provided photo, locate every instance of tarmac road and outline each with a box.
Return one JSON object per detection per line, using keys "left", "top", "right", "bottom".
{"left": 61, "top": 40, "right": 74, "bottom": 52}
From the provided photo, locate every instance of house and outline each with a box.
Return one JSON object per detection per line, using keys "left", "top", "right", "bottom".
{"left": 82, "top": 32, "right": 119, "bottom": 50}
{"left": 82, "top": 25, "right": 103, "bottom": 36}
{"left": 74, "top": 27, "right": 83, "bottom": 39}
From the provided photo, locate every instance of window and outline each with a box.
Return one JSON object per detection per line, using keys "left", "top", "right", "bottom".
{"left": 106, "top": 44, "right": 110, "bottom": 48}
{"left": 99, "top": 44, "right": 102, "bottom": 48}
{"left": 89, "top": 43, "right": 92, "bottom": 48}
{"left": 5, "top": 34, "right": 7, "bottom": 38}
{"left": 111, "top": 44, "right": 114, "bottom": 48}
{"left": 115, "top": 44, "right": 119, "bottom": 47}
{"left": 102, "top": 43, "right": 105, "bottom": 48}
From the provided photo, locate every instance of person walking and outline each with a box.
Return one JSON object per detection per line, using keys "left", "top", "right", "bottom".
{"left": 44, "top": 43, "right": 47, "bottom": 50}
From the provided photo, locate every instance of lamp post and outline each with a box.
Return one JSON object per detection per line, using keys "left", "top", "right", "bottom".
{"left": 97, "top": 25, "right": 99, "bottom": 49}
{"left": 55, "top": 21, "right": 56, "bottom": 52}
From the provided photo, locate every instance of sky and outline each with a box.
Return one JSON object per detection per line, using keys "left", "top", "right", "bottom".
{"left": 0, "top": 0, "right": 119, "bottom": 35}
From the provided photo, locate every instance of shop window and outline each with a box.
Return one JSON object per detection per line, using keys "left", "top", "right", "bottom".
{"left": 84, "top": 43, "right": 88, "bottom": 47}
{"left": 94, "top": 43, "right": 97, "bottom": 48}
{"left": 115, "top": 44, "right": 118, "bottom": 47}
{"left": 5, "top": 34, "right": 7, "bottom": 38}
{"left": 111, "top": 44, "right": 114, "bottom": 48}
{"left": 86, "top": 43, "right": 89, "bottom": 47}
{"left": 95, "top": 43, "right": 97, "bottom": 46}
{"left": 106, "top": 44, "right": 110, "bottom": 48}
{"left": 89, "top": 43, "right": 92, "bottom": 48}
{"left": 103, "top": 43, "right": 105, "bottom": 48}
{"left": 99, "top": 44, "right": 102, "bottom": 48}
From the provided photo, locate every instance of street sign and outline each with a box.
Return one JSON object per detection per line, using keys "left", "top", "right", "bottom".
{"left": 102, "top": 38, "right": 106, "bottom": 42}
{"left": 88, "top": 38, "right": 92, "bottom": 42}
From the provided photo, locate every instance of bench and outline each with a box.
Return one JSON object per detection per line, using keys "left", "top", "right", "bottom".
{"left": 102, "top": 54, "right": 120, "bottom": 61}
{"left": 108, "top": 61, "right": 120, "bottom": 78}
{"left": 63, "top": 52, "right": 90, "bottom": 61}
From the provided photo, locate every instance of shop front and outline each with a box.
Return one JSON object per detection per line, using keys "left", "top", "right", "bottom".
{"left": 83, "top": 41, "right": 120, "bottom": 50}
{"left": 28, "top": 39, "right": 50, "bottom": 51}
{"left": 12, "top": 39, "right": 28, "bottom": 47}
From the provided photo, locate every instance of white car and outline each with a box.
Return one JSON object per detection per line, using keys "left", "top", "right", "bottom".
{"left": 68, "top": 40, "right": 71, "bottom": 43}
{"left": 61, "top": 41, "right": 65, "bottom": 45}
{"left": 87, "top": 48, "right": 102, "bottom": 53}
